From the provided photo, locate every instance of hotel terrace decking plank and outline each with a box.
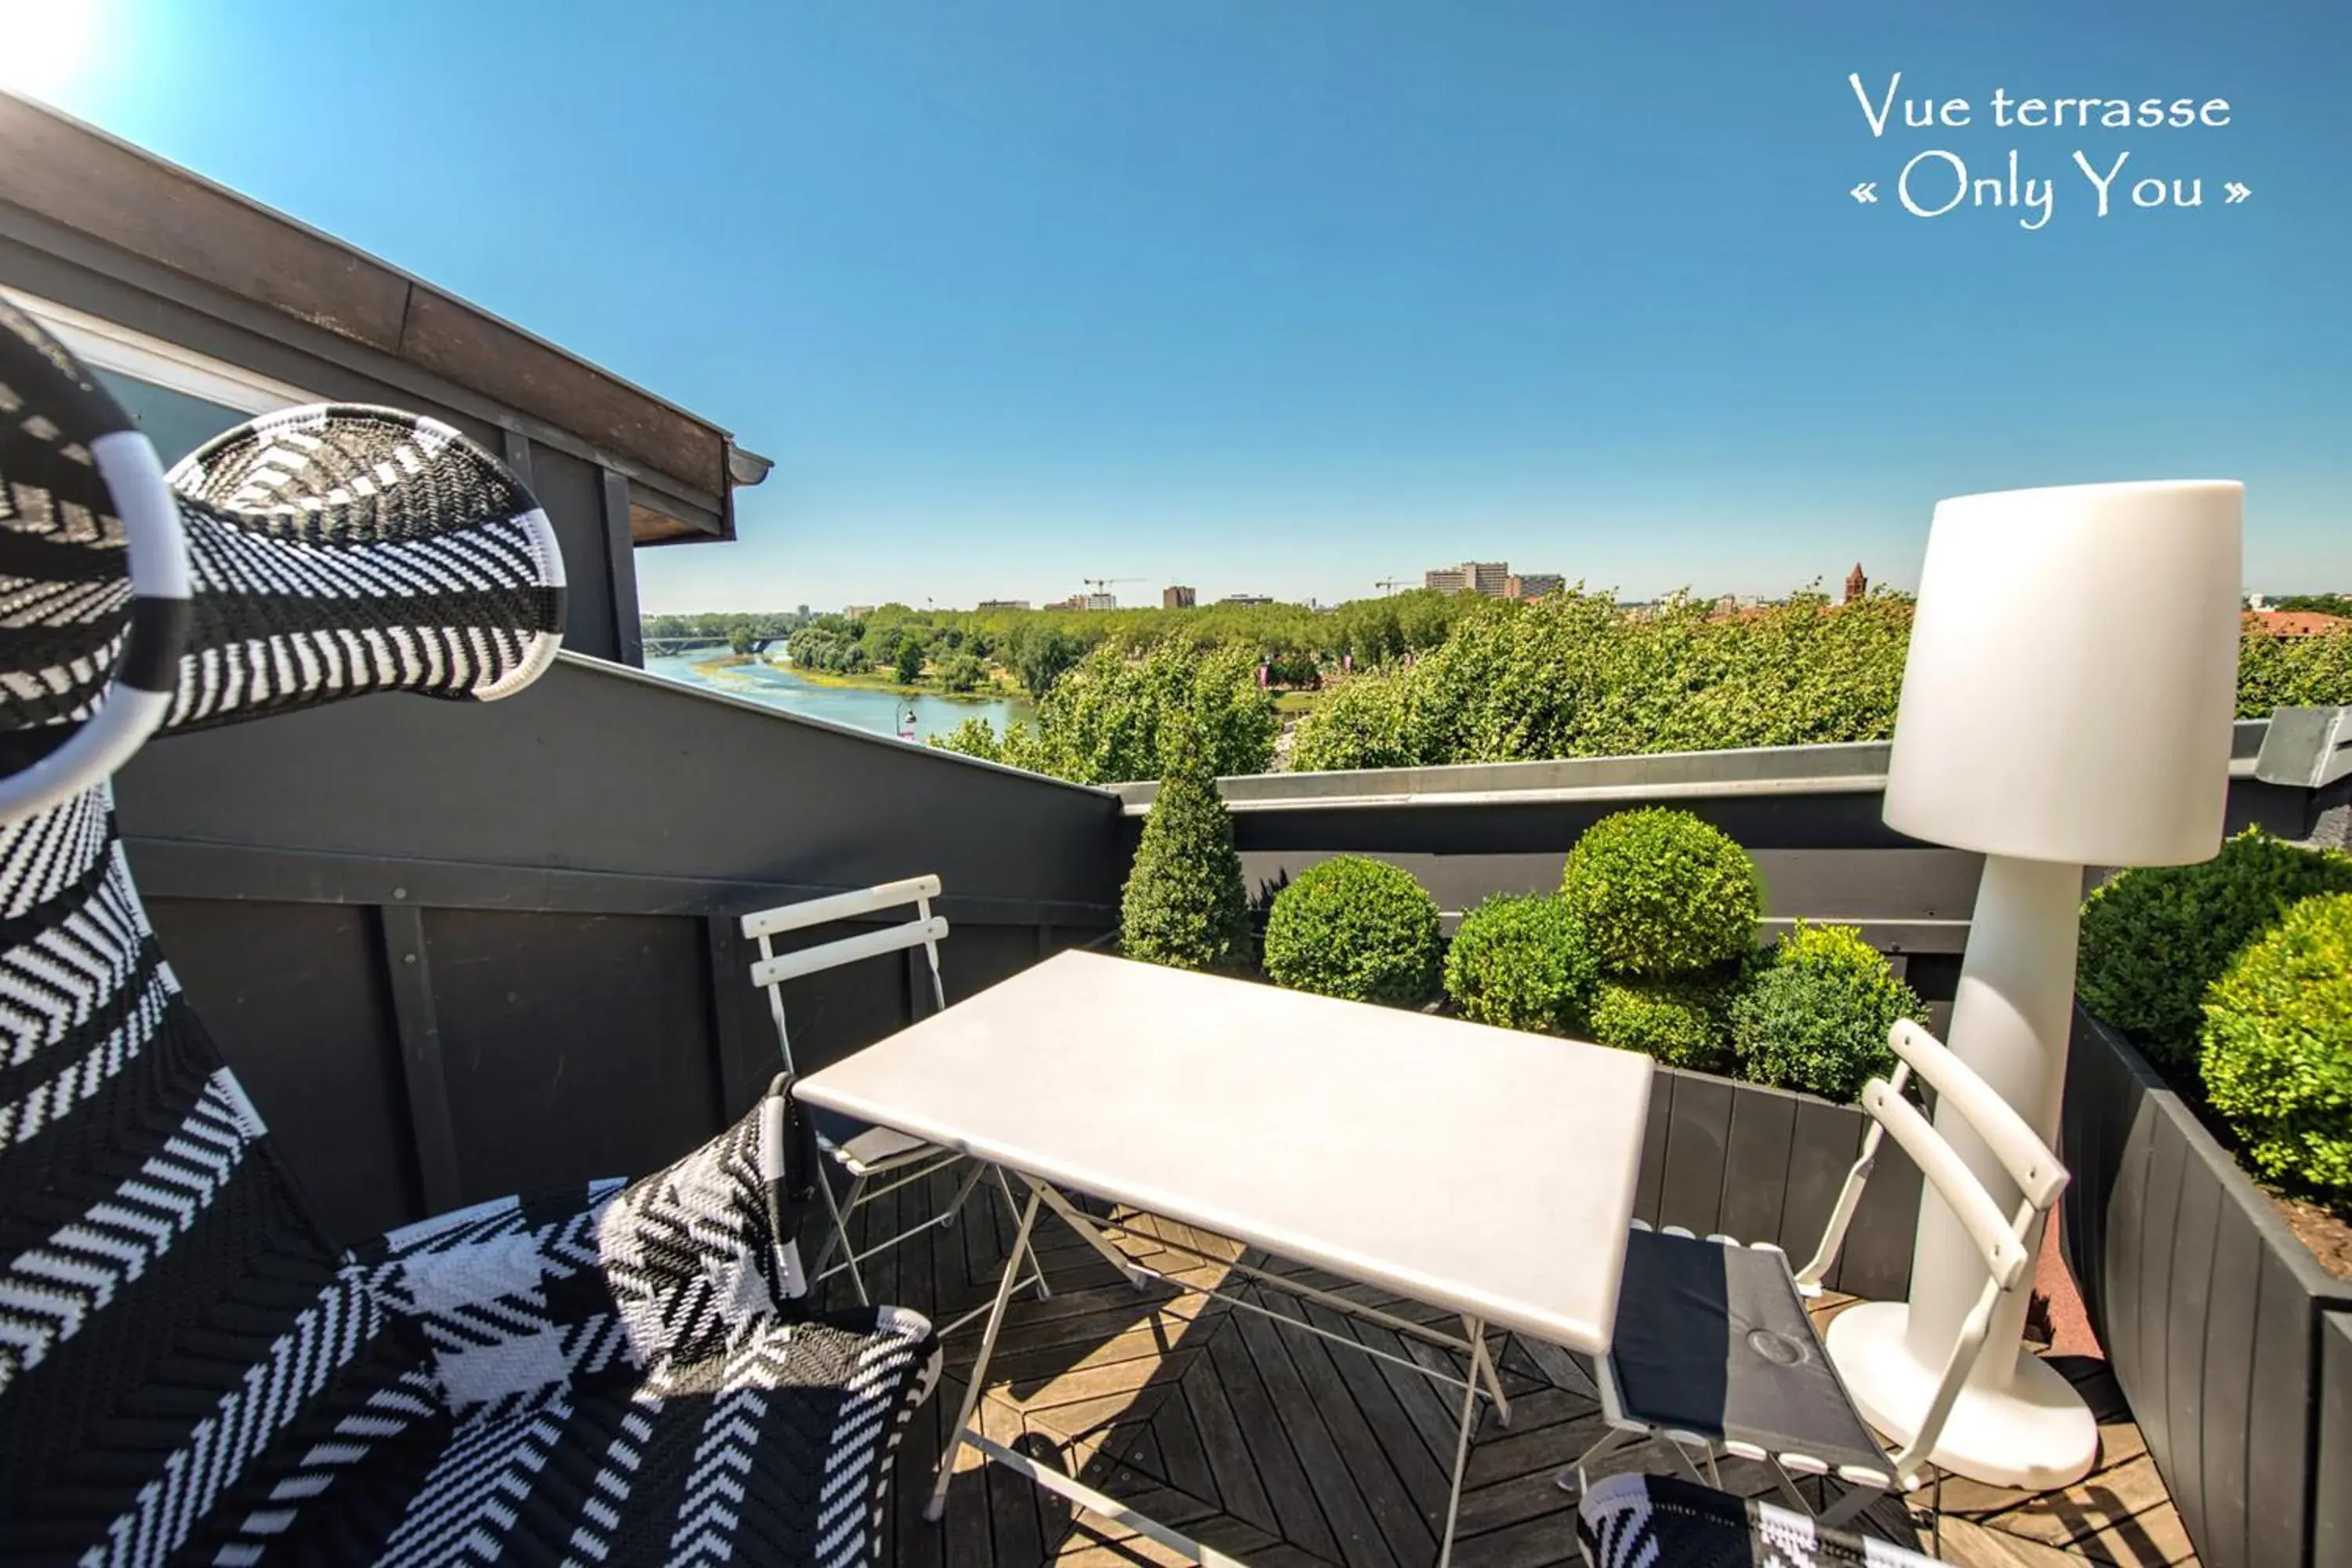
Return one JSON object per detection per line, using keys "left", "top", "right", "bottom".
{"left": 811, "top": 1165, "right": 2197, "bottom": 1566}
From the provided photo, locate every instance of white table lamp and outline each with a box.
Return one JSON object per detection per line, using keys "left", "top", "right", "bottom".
{"left": 1826, "top": 479, "right": 2243, "bottom": 1488}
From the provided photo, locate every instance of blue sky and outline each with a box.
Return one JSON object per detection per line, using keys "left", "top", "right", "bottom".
{"left": 15, "top": 1, "right": 2348, "bottom": 612}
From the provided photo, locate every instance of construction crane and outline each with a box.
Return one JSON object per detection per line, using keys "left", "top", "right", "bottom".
{"left": 1078, "top": 575, "right": 1142, "bottom": 608}
{"left": 1375, "top": 577, "right": 1410, "bottom": 596}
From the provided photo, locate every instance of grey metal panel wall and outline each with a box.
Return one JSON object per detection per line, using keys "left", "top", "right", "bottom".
{"left": 117, "top": 658, "right": 1125, "bottom": 1240}
{"left": 510, "top": 441, "right": 622, "bottom": 670}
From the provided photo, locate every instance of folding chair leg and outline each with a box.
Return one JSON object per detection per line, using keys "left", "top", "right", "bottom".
{"left": 814, "top": 1168, "right": 871, "bottom": 1306}
{"left": 1555, "top": 1423, "right": 1646, "bottom": 1497}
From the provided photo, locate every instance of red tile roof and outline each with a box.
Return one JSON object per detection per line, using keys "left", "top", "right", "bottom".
{"left": 2244, "top": 610, "right": 2351, "bottom": 639}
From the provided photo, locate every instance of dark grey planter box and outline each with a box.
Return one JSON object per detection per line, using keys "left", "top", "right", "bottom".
{"left": 1635, "top": 1065, "right": 1922, "bottom": 1302}
{"left": 2060, "top": 1007, "right": 2352, "bottom": 1568}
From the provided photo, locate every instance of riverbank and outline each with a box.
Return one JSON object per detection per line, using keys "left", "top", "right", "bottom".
{"left": 693, "top": 653, "right": 1022, "bottom": 703}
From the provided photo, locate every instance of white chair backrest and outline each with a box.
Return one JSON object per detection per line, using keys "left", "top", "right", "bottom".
{"left": 1793, "top": 1017, "right": 2070, "bottom": 1485}
{"left": 740, "top": 874, "right": 949, "bottom": 1074}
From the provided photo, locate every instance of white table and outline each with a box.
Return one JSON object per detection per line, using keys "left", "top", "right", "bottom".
{"left": 797, "top": 950, "right": 1654, "bottom": 1566}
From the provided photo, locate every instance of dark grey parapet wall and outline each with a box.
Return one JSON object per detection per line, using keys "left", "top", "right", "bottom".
{"left": 114, "top": 655, "right": 1125, "bottom": 1241}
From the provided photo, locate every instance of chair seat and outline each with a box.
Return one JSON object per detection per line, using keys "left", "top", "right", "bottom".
{"left": 1606, "top": 1228, "right": 1890, "bottom": 1482}
{"left": 811, "top": 1105, "right": 937, "bottom": 1175}
{"left": 1577, "top": 1472, "right": 1937, "bottom": 1567}
{"left": 191, "top": 1306, "right": 942, "bottom": 1566}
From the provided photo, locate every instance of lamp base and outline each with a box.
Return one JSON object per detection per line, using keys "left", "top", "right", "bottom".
{"left": 1826, "top": 1301, "right": 2098, "bottom": 1490}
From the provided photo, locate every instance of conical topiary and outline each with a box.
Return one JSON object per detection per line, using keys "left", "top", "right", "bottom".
{"left": 1120, "top": 711, "right": 1253, "bottom": 971}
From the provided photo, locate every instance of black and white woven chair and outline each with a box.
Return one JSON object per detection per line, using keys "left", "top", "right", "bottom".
{"left": 0, "top": 306, "right": 940, "bottom": 1566}
{"left": 1577, "top": 1473, "right": 1940, "bottom": 1568}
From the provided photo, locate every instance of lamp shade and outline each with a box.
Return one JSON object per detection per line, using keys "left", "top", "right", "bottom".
{"left": 1882, "top": 480, "right": 2242, "bottom": 867}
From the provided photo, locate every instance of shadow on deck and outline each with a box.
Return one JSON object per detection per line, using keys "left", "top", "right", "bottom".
{"left": 805, "top": 1167, "right": 2197, "bottom": 1567}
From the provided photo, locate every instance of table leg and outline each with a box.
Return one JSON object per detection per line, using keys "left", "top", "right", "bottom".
{"left": 1437, "top": 1314, "right": 1487, "bottom": 1568}
{"left": 925, "top": 1181, "right": 1044, "bottom": 1523}
{"left": 1034, "top": 1181, "right": 1150, "bottom": 1289}
{"left": 1463, "top": 1316, "right": 1511, "bottom": 1428}
{"left": 989, "top": 1165, "right": 1052, "bottom": 1299}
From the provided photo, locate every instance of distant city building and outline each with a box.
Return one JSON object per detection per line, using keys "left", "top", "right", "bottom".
{"left": 2246, "top": 591, "right": 2272, "bottom": 611}
{"left": 1083, "top": 592, "right": 1117, "bottom": 611}
{"left": 1221, "top": 593, "right": 1274, "bottom": 605}
{"left": 1164, "top": 585, "right": 1197, "bottom": 609}
{"left": 1044, "top": 593, "right": 1086, "bottom": 612}
{"left": 1844, "top": 563, "right": 1868, "bottom": 604}
{"left": 844, "top": 604, "right": 875, "bottom": 619}
{"left": 1506, "top": 573, "right": 1564, "bottom": 600}
{"left": 1425, "top": 561, "right": 1514, "bottom": 596}
{"left": 975, "top": 599, "right": 1030, "bottom": 612}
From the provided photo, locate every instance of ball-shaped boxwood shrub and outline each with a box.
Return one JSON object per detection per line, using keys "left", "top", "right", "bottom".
{"left": 2078, "top": 828, "right": 2352, "bottom": 1071}
{"left": 1589, "top": 971, "right": 1737, "bottom": 1071}
{"left": 2199, "top": 892, "right": 2352, "bottom": 1196}
{"left": 1262, "top": 856, "right": 1443, "bottom": 1007}
{"left": 1443, "top": 894, "right": 1601, "bottom": 1035}
{"left": 1560, "top": 808, "right": 1762, "bottom": 977}
{"left": 1730, "top": 921, "right": 1930, "bottom": 1102}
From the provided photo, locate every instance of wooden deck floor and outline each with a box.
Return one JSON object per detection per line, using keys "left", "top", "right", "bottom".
{"left": 807, "top": 1163, "right": 2199, "bottom": 1567}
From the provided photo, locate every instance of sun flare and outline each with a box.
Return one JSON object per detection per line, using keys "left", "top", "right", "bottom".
{"left": 0, "top": 0, "right": 102, "bottom": 104}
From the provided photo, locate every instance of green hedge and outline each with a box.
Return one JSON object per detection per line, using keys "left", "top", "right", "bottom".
{"left": 2200, "top": 892, "right": 2352, "bottom": 1196}
{"left": 1443, "top": 895, "right": 1600, "bottom": 1035}
{"left": 1731, "top": 922, "right": 1929, "bottom": 1102}
{"left": 1560, "top": 808, "right": 1761, "bottom": 976}
{"left": 1262, "top": 857, "right": 1443, "bottom": 1007}
{"left": 2077, "top": 829, "right": 2352, "bottom": 1069}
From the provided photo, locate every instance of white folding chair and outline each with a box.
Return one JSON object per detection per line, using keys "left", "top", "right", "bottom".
{"left": 1562, "top": 1018, "right": 2070, "bottom": 1540}
{"left": 742, "top": 874, "right": 1045, "bottom": 1327}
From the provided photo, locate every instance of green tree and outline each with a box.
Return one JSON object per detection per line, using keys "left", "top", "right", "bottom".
{"left": 2271, "top": 594, "right": 2352, "bottom": 618}
{"left": 1120, "top": 715, "right": 1253, "bottom": 971}
{"left": 727, "top": 621, "right": 757, "bottom": 655}
{"left": 939, "top": 652, "right": 985, "bottom": 692}
{"left": 943, "top": 642, "right": 1276, "bottom": 785}
{"left": 1013, "top": 625, "right": 1087, "bottom": 701}
{"left": 893, "top": 636, "right": 926, "bottom": 685}
{"left": 2237, "top": 628, "right": 2352, "bottom": 717}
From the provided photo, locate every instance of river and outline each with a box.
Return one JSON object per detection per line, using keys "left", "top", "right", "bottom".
{"left": 640, "top": 653, "right": 1029, "bottom": 742}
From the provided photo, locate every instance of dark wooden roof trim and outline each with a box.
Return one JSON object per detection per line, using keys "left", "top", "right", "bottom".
{"left": 0, "top": 92, "right": 756, "bottom": 522}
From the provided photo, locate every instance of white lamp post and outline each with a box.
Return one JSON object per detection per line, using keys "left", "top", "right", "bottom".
{"left": 1825, "top": 480, "right": 2243, "bottom": 1488}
